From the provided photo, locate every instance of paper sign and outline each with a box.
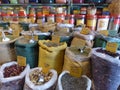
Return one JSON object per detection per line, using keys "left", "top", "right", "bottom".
{"left": 106, "top": 42, "right": 118, "bottom": 53}
{"left": 80, "top": 28, "right": 90, "bottom": 35}
{"left": 52, "top": 35, "right": 60, "bottom": 44}
{"left": 42, "top": 63, "right": 50, "bottom": 74}
{"left": 99, "top": 30, "right": 109, "bottom": 36}
{"left": 17, "top": 56, "right": 26, "bottom": 66}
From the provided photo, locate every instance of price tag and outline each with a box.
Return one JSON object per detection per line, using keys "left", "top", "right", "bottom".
{"left": 106, "top": 42, "right": 118, "bottom": 53}
{"left": 99, "top": 30, "right": 109, "bottom": 36}
{"left": 52, "top": 35, "right": 60, "bottom": 44}
{"left": 42, "top": 63, "right": 50, "bottom": 74}
{"left": 80, "top": 28, "right": 90, "bottom": 35}
{"left": 17, "top": 56, "right": 26, "bottom": 66}
{"left": 72, "top": 38, "right": 86, "bottom": 48}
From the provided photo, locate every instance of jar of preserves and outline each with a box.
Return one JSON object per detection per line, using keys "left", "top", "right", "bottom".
{"left": 7, "top": 7, "right": 13, "bottom": 16}
{"left": 37, "top": 7, "right": 42, "bottom": 15}
{"left": 29, "top": 8, "right": 36, "bottom": 23}
{"left": 55, "top": 14, "right": 65, "bottom": 23}
{"left": 75, "top": 14, "right": 85, "bottom": 25}
{"left": 65, "top": 14, "right": 74, "bottom": 24}
{"left": 42, "top": 6, "right": 50, "bottom": 15}
{"left": 37, "top": 14, "right": 45, "bottom": 23}
{"left": 96, "top": 15, "right": 110, "bottom": 31}
{"left": 46, "top": 14, "right": 55, "bottom": 23}
{"left": 56, "top": 0, "right": 66, "bottom": 4}
{"left": 73, "top": 0, "right": 84, "bottom": 3}
{"left": 86, "top": 15, "right": 97, "bottom": 30}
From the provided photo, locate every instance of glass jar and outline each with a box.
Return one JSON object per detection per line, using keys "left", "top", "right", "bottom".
{"left": 56, "top": 0, "right": 66, "bottom": 4}
{"left": 86, "top": 15, "right": 97, "bottom": 30}
{"left": 37, "top": 14, "right": 45, "bottom": 23}
{"left": 108, "top": 15, "right": 120, "bottom": 32}
{"left": 80, "top": 7, "right": 87, "bottom": 15}
{"left": 12, "top": 14, "right": 19, "bottom": 21}
{"left": 7, "top": 7, "right": 13, "bottom": 16}
{"left": 10, "top": 0, "right": 18, "bottom": 4}
{"left": 42, "top": 6, "right": 50, "bottom": 15}
{"left": 41, "top": 0, "right": 54, "bottom": 3}
{"left": 75, "top": 14, "right": 85, "bottom": 25}
{"left": 55, "top": 14, "right": 65, "bottom": 23}
{"left": 28, "top": 14, "right": 36, "bottom": 23}
{"left": 46, "top": 14, "right": 55, "bottom": 23}
{"left": 2, "top": 14, "right": 11, "bottom": 22}
{"left": 65, "top": 14, "right": 74, "bottom": 24}
{"left": 73, "top": 0, "right": 84, "bottom": 3}
{"left": 37, "top": 7, "right": 42, "bottom": 15}
{"left": 1, "top": 0, "right": 10, "bottom": 3}
{"left": 96, "top": 15, "right": 110, "bottom": 31}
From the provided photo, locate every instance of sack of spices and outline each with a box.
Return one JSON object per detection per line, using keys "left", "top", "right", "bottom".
{"left": 24, "top": 67, "right": 58, "bottom": 90}
{"left": 56, "top": 71, "right": 92, "bottom": 90}
{"left": 38, "top": 40, "right": 67, "bottom": 74}
{"left": 63, "top": 47, "right": 92, "bottom": 78}
{"left": 0, "top": 61, "right": 29, "bottom": 90}
{"left": 71, "top": 30, "right": 95, "bottom": 48}
{"left": 91, "top": 48, "right": 120, "bottom": 90}
{"left": 0, "top": 35, "right": 23, "bottom": 65}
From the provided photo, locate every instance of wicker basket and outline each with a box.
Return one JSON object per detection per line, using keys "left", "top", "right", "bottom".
{"left": 0, "top": 36, "right": 23, "bottom": 65}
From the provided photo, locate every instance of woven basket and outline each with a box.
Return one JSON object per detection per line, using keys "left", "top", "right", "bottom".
{"left": 0, "top": 36, "right": 23, "bottom": 65}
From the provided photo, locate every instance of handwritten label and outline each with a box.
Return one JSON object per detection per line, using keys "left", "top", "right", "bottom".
{"left": 99, "top": 30, "right": 108, "bottom": 36}
{"left": 106, "top": 42, "right": 118, "bottom": 53}
{"left": 80, "top": 28, "right": 90, "bottom": 35}
{"left": 17, "top": 56, "right": 26, "bottom": 66}
{"left": 52, "top": 35, "right": 60, "bottom": 44}
{"left": 42, "top": 63, "right": 50, "bottom": 74}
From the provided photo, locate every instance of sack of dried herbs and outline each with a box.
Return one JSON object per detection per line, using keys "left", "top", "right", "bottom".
{"left": 0, "top": 61, "right": 29, "bottom": 90}
{"left": 91, "top": 48, "right": 120, "bottom": 90}
{"left": 63, "top": 47, "right": 92, "bottom": 78}
{"left": 24, "top": 67, "right": 58, "bottom": 90}
{"left": 56, "top": 71, "right": 92, "bottom": 90}
{"left": 38, "top": 40, "right": 67, "bottom": 74}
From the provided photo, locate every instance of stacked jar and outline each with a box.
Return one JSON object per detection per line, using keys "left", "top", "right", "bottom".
{"left": 55, "top": 14, "right": 65, "bottom": 23}
{"left": 65, "top": 14, "right": 74, "bottom": 24}
{"left": 46, "top": 14, "right": 55, "bottom": 23}
{"left": 86, "top": 15, "right": 97, "bottom": 30}
{"left": 37, "top": 14, "right": 45, "bottom": 23}
{"left": 75, "top": 14, "right": 85, "bottom": 25}
{"left": 96, "top": 15, "right": 110, "bottom": 31}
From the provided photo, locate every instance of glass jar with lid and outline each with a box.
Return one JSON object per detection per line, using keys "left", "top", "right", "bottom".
{"left": 46, "top": 14, "right": 55, "bottom": 23}
{"left": 55, "top": 14, "right": 65, "bottom": 23}
{"left": 29, "top": 8, "right": 36, "bottom": 23}
{"left": 75, "top": 14, "right": 85, "bottom": 26}
{"left": 37, "top": 14, "right": 45, "bottom": 23}
{"left": 7, "top": 7, "right": 13, "bottom": 16}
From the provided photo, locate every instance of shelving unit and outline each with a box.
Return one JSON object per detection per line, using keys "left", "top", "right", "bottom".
{"left": 0, "top": 3, "right": 108, "bottom": 14}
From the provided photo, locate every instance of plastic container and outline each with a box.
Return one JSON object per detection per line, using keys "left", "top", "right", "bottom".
{"left": 37, "top": 14, "right": 45, "bottom": 23}
{"left": 41, "top": 0, "right": 54, "bottom": 3}
{"left": 15, "top": 38, "right": 39, "bottom": 68}
{"left": 86, "top": 15, "right": 97, "bottom": 30}
{"left": 29, "top": 0, "right": 38, "bottom": 3}
{"left": 73, "top": 0, "right": 84, "bottom": 3}
{"left": 56, "top": 0, "right": 66, "bottom": 4}
{"left": 10, "top": 0, "right": 18, "bottom": 4}
{"left": 108, "top": 15, "right": 120, "bottom": 32}
{"left": 1, "top": 0, "right": 10, "bottom": 3}
{"left": 46, "top": 14, "right": 55, "bottom": 23}
{"left": 56, "top": 14, "right": 65, "bottom": 23}
{"left": 96, "top": 15, "right": 110, "bottom": 31}
{"left": 75, "top": 14, "right": 85, "bottom": 25}
{"left": 65, "top": 14, "right": 74, "bottom": 24}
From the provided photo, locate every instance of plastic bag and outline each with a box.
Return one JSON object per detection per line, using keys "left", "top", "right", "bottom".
{"left": 24, "top": 67, "right": 58, "bottom": 90}
{"left": 38, "top": 40, "right": 67, "bottom": 74}
{"left": 0, "top": 61, "right": 30, "bottom": 90}
{"left": 91, "top": 48, "right": 120, "bottom": 90}
{"left": 56, "top": 71, "right": 91, "bottom": 90}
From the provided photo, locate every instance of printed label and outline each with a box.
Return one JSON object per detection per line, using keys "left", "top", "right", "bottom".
{"left": 76, "top": 19, "right": 84, "bottom": 25}
{"left": 87, "top": 19, "right": 96, "bottom": 27}
{"left": 52, "top": 35, "right": 60, "bottom": 44}
{"left": 17, "top": 56, "right": 26, "bottom": 66}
